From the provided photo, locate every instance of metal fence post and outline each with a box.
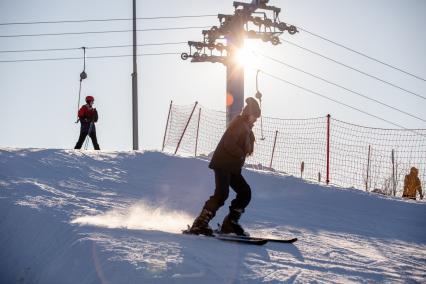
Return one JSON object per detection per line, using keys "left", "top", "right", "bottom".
{"left": 195, "top": 108, "right": 202, "bottom": 156}
{"left": 391, "top": 149, "right": 396, "bottom": 196}
{"left": 326, "top": 114, "right": 331, "bottom": 185}
{"left": 162, "top": 100, "right": 173, "bottom": 152}
{"left": 366, "top": 145, "right": 371, "bottom": 191}
{"left": 174, "top": 101, "right": 198, "bottom": 155}
{"left": 269, "top": 130, "right": 278, "bottom": 168}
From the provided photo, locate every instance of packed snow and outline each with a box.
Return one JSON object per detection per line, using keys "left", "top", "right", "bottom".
{"left": 0, "top": 148, "right": 425, "bottom": 283}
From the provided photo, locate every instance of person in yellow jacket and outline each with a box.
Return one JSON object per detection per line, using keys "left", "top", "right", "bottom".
{"left": 402, "top": 167, "right": 423, "bottom": 200}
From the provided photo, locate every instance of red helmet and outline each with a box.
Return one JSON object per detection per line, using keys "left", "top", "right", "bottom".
{"left": 85, "top": 96, "right": 94, "bottom": 103}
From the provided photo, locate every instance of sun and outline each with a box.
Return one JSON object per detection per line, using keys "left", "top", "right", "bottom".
{"left": 234, "top": 44, "right": 260, "bottom": 68}
{"left": 235, "top": 48, "right": 251, "bottom": 67}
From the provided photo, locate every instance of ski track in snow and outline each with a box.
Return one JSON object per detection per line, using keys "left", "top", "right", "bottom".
{"left": 0, "top": 148, "right": 425, "bottom": 283}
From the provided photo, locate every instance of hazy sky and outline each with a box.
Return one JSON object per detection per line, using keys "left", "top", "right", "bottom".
{"left": 0, "top": 0, "right": 425, "bottom": 151}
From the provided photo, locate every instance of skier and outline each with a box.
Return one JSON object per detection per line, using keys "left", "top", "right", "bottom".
{"left": 74, "top": 95, "right": 100, "bottom": 150}
{"left": 188, "top": 97, "right": 261, "bottom": 236}
{"left": 402, "top": 167, "right": 423, "bottom": 200}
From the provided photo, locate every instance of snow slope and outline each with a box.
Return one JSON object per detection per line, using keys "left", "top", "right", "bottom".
{"left": 0, "top": 148, "right": 425, "bottom": 283}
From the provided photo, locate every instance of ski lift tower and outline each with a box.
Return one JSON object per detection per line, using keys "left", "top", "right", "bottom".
{"left": 181, "top": 0, "right": 298, "bottom": 124}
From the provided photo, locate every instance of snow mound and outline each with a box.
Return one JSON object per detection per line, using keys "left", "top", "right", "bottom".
{"left": 1, "top": 148, "right": 425, "bottom": 283}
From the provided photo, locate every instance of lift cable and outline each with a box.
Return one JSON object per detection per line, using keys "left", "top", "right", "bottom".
{"left": 280, "top": 38, "right": 426, "bottom": 101}
{"left": 0, "top": 25, "right": 212, "bottom": 38}
{"left": 296, "top": 26, "right": 426, "bottom": 82}
{"left": 0, "top": 14, "right": 217, "bottom": 26}
{"left": 256, "top": 51, "right": 426, "bottom": 123}
{"left": 257, "top": 69, "right": 426, "bottom": 137}
{"left": 0, "top": 41, "right": 188, "bottom": 53}
{"left": 0, "top": 52, "right": 181, "bottom": 63}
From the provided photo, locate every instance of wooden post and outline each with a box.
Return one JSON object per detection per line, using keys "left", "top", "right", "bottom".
{"left": 175, "top": 102, "right": 198, "bottom": 155}
{"left": 269, "top": 130, "right": 278, "bottom": 168}
{"left": 195, "top": 108, "right": 202, "bottom": 156}
{"left": 162, "top": 101, "right": 173, "bottom": 152}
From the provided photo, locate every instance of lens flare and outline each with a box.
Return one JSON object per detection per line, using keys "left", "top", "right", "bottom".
{"left": 234, "top": 46, "right": 259, "bottom": 68}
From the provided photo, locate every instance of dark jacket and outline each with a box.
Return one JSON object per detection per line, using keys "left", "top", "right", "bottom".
{"left": 209, "top": 115, "right": 255, "bottom": 174}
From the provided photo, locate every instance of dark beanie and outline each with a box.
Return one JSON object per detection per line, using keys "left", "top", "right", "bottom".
{"left": 242, "top": 97, "right": 261, "bottom": 118}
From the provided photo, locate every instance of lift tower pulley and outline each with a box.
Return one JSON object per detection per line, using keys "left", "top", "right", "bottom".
{"left": 181, "top": 0, "right": 298, "bottom": 125}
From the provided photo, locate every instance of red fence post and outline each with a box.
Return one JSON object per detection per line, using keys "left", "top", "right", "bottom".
{"left": 326, "top": 114, "right": 331, "bottom": 185}
{"left": 175, "top": 102, "right": 198, "bottom": 155}
{"left": 162, "top": 100, "right": 173, "bottom": 152}
{"left": 195, "top": 108, "right": 202, "bottom": 156}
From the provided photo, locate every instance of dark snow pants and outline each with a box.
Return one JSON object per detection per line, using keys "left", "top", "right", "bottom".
{"left": 203, "top": 169, "right": 251, "bottom": 215}
{"left": 74, "top": 122, "right": 100, "bottom": 150}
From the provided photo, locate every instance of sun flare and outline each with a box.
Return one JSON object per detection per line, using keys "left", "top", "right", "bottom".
{"left": 235, "top": 45, "right": 260, "bottom": 68}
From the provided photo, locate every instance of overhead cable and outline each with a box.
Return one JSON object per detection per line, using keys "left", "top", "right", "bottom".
{"left": 281, "top": 38, "right": 426, "bottom": 101}
{"left": 0, "top": 15, "right": 217, "bottom": 26}
{"left": 0, "top": 52, "right": 180, "bottom": 63}
{"left": 0, "top": 41, "right": 187, "bottom": 53}
{"left": 0, "top": 26, "right": 211, "bottom": 38}
{"left": 258, "top": 69, "right": 425, "bottom": 136}
{"left": 297, "top": 26, "right": 426, "bottom": 82}
{"left": 257, "top": 52, "right": 426, "bottom": 123}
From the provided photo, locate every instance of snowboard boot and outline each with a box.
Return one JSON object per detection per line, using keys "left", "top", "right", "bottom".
{"left": 220, "top": 208, "right": 249, "bottom": 236}
{"left": 188, "top": 208, "right": 214, "bottom": 236}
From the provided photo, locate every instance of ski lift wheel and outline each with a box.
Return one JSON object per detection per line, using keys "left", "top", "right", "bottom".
{"left": 255, "top": 91, "right": 262, "bottom": 100}
{"left": 80, "top": 71, "right": 87, "bottom": 80}
{"left": 278, "top": 22, "right": 288, "bottom": 32}
{"left": 271, "top": 36, "right": 280, "bottom": 45}
{"left": 288, "top": 26, "right": 298, "bottom": 35}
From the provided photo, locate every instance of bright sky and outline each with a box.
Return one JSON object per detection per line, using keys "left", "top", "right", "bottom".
{"left": 0, "top": 0, "right": 425, "bottom": 151}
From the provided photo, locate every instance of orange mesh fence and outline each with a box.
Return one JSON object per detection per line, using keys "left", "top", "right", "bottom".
{"left": 162, "top": 102, "right": 426, "bottom": 197}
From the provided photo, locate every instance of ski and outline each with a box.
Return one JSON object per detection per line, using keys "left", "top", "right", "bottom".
{"left": 182, "top": 228, "right": 267, "bottom": 245}
{"left": 182, "top": 227, "right": 297, "bottom": 245}
{"left": 214, "top": 232, "right": 297, "bottom": 244}
{"left": 233, "top": 235, "right": 297, "bottom": 244}
{"left": 213, "top": 234, "right": 268, "bottom": 245}
{"left": 214, "top": 225, "right": 297, "bottom": 244}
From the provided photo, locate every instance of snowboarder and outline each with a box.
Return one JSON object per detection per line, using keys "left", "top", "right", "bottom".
{"left": 188, "top": 97, "right": 261, "bottom": 236}
{"left": 74, "top": 95, "right": 100, "bottom": 150}
{"left": 402, "top": 167, "right": 423, "bottom": 200}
